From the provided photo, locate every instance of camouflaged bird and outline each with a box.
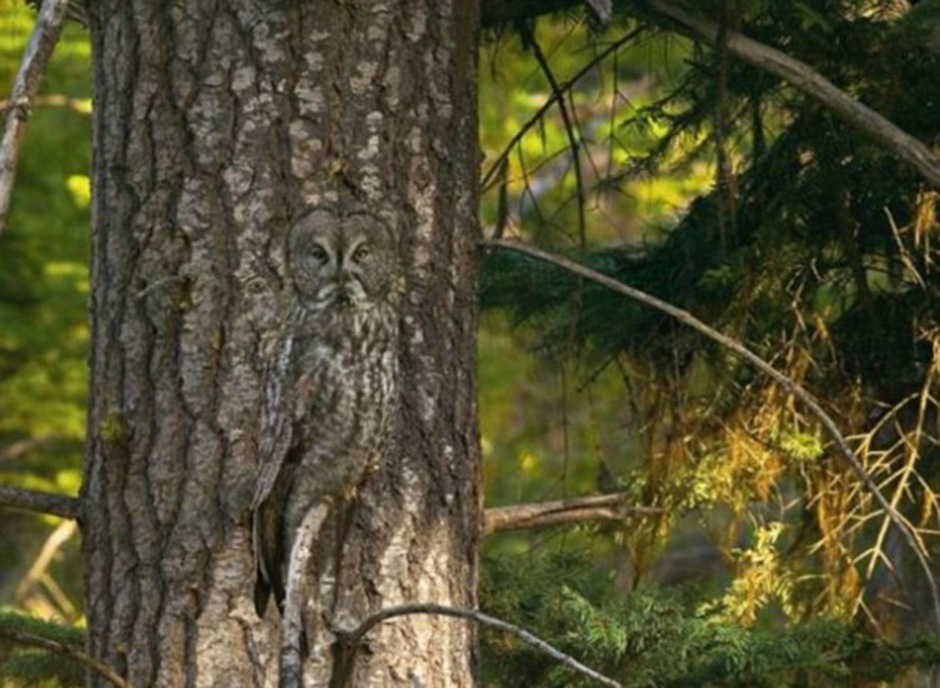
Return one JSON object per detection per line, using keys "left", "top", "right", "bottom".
{"left": 250, "top": 207, "right": 399, "bottom": 633}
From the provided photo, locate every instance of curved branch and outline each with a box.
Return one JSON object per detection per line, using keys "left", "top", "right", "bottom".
{"left": 0, "top": 0, "right": 72, "bottom": 239}
{"left": 484, "top": 493, "right": 660, "bottom": 534}
{"left": 334, "top": 603, "right": 622, "bottom": 688}
{"left": 482, "top": 0, "right": 940, "bottom": 188}
{"left": 648, "top": 0, "right": 940, "bottom": 189}
{"left": 483, "top": 238, "right": 940, "bottom": 633}
{"left": 0, "top": 626, "right": 127, "bottom": 688}
{"left": 0, "top": 485, "right": 80, "bottom": 520}
{"left": 482, "top": 27, "right": 646, "bottom": 190}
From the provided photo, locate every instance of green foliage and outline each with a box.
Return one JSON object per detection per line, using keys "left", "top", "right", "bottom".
{"left": 0, "top": 611, "right": 85, "bottom": 687}
{"left": 3, "top": 0, "right": 940, "bottom": 682}
{"left": 479, "top": 0, "right": 940, "bottom": 637}
{"left": 480, "top": 552, "right": 940, "bottom": 687}
{"left": 0, "top": 0, "right": 90, "bottom": 619}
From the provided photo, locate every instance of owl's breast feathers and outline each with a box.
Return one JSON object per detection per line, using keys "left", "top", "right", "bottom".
{"left": 252, "top": 307, "right": 397, "bottom": 617}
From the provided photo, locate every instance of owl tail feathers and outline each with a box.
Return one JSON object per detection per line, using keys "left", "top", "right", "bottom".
{"left": 252, "top": 494, "right": 287, "bottom": 617}
{"left": 254, "top": 576, "right": 272, "bottom": 617}
{"left": 254, "top": 568, "right": 288, "bottom": 618}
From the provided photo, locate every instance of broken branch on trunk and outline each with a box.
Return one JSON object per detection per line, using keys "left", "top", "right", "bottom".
{"left": 484, "top": 493, "right": 660, "bottom": 534}
{"left": 0, "top": 485, "right": 80, "bottom": 520}
{"left": 483, "top": 238, "right": 940, "bottom": 633}
{"left": 334, "top": 603, "right": 623, "bottom": 688}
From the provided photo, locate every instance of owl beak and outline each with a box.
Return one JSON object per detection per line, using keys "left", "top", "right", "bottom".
{"left": 335, "top": 290, "right": 353, "bottom": 306}
{"left": 334, "top": 275, "right": 356, "bottom": 307}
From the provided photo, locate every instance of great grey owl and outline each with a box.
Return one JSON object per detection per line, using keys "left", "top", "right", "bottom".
{"left": 251, "top": 206, "right": 399, "bottom": 618}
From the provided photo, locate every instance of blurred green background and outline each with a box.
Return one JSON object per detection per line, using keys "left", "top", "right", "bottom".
{"left": 4, "top": 1, "right": 940, "bottom": 685}
{"left": 1, "top": 0, "right": 89, "bottom": 624}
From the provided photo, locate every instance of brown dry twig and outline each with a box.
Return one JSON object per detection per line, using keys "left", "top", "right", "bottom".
{"left": 484, "top": 238, "right": 940, "bottom": 632}
{"left": 485, "top": 493, "right": 660, "bottom": 534}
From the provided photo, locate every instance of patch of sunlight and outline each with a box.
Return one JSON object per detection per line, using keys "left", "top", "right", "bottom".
{"left": 481, "top": 435, "right": 493, "bottom": 457}
{"left": 67, "top": 323, "right": 89, "bottom": 343}
{"left": 519, "top": 451, "right": 540, "bottom": 474}
{"left": 0, "top": 35, "right": 30, "bottom": 54}
{"left": 55, "top": 468, "right": 82, "bottom": 495}
{"left": 44, "top": 261, "right": 88, "bottom": 280}
{"left": 53, "top": 36, "right": 91, "bottom": 60}
{"left": 66, "top": 174, "right": 90, "bottom": 208}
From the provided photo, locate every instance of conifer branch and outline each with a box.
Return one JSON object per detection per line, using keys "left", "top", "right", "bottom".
{"left": 648, "top": 0, "right": 940, "bottom": 189}
{"left": 481, "top": 0, "right": 940, "bottom": 188}
{"left": 0, "top": 485, "right": 80, "bottom": 520}
{"left": 0, "top": 0, "right": 71, "bottom": 239}
{"left": 484, "top": 493, "right": 660, "bottom": 534}
{"left": 334, "top": 603, "right": 623, "bottom": 688}
{"left": 483, "top": 238, "right": 940, "bottom": 633}
{"left": 0, "top": 626, "right": 127, "bottom": 688}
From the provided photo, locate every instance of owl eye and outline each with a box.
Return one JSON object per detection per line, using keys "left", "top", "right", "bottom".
{"left": 352, "top": 244, "right": 370, "bottom": 263}
{"left": 310, "top": 245, "right": 329, "bottom": 264}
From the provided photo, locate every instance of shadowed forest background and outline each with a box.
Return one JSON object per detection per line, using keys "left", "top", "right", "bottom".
{"left": 3, "top": 0, "right": 940, "bottom": 685}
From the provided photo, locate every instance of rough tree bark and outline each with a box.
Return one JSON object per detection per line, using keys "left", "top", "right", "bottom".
{"left": 80, "top": 1, "right": 481, "bottom": 686}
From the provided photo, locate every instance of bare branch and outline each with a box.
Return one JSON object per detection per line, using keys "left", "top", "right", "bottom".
{"left": 334, "top": 603, "right": 623, "bottom": 688}
{"left": 0, "top": 94, "right": 92, "bottom": 116}
{"left": 648, "top": 0, "right": 940, "bottom": 189}
{"left": 16, "top": 519, "right": 78, "bottom": 601}
{"left": 0, "top": 485, "right": 80, "bottom": 520}
{"left": 481, "top": 0, "right": 940, "bottom": 187}
{"left": 0, "top": 626, "right": 127, "bottom": 688}
{"left": 526, "top": 28, "right": 588, "bottom": 253}
{"left": 483, "top": 238, "right": 940, "bottom": 632}
{"left": 0, "top": 0, "right": 71, "bottom": 239}
{"left": 0, "top": 433, "right": 64, "bottom": 462}
{"left": 482, "top": 27, "right": 646, "bottom": 190}
{"left": 484, "top": 493, "right": 660, "bottom": 534}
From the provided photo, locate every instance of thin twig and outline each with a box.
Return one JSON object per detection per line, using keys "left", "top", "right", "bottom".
{"left": 526, "top": 32, "right": 587, "bottom": 250}
{"left": 482, "top": 27, "right": 646, "bottom": 190}
{"left": 0, "top": 94, "right": 91, "bottom": 115}
{"left": 485, "top": 493, "right": 661, "bottom": 534}
{"left": 0, "top": 433, "right": 63, "bottom": 462}
{"left": 334, "top": 603, "right": 623, "bottom": 688}
{"left": 0, "top": 626, "right": 127, "bottom": 688}
{"left": 648, "top": 0, "right": 940, "bottom": 189}
{"left": 526, "top": 32, "right": 590, "bottom": 503}
{"left": 16, "top": 519, "right": 78, "bottom": 601}
{"left": 483, "top": 238, "right": 940, "bottom": 633}
{"left": 0, "top": 0, "right": 71, "bottom": 239}
{"left": 0, "top": 485, "right": 80, "bottom": 520}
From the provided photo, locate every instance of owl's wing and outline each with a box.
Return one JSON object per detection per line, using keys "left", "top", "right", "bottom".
{"left": 251, "top": 333, "right": 295, "bottom": 616}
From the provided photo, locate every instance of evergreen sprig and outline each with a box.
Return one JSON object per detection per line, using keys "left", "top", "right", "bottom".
{"left": 480, "top": 552, "right": 940, "bottom": 687}
{"left": 0, "top": 611, "right": 86, "bottom": 687}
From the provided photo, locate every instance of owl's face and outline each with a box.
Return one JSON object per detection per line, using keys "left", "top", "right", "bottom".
{"left": 287, "top": 208, "right": 396, "bottom": 310}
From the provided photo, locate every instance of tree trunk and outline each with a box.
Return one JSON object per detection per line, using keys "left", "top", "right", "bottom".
{"left": 80, "top": 1, "right": 481, "bottom": 685}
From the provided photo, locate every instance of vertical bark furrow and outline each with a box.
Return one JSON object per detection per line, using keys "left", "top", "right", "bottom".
{"left": 85, "top": 1, "right": 480, "bottom": 685}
